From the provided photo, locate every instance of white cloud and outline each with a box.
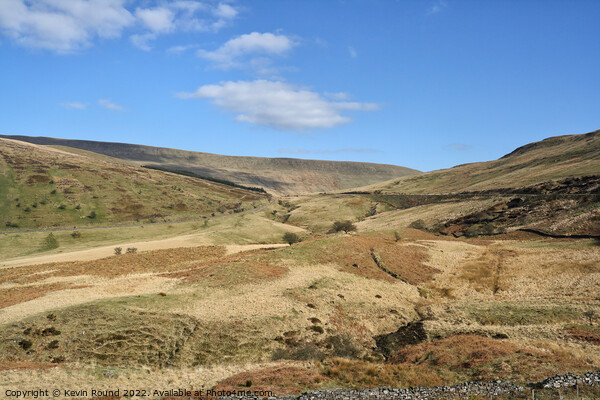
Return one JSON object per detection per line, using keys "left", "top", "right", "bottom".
{"left": 170, "top": 1, "right": 207, "bottom": 14}
{"left": 98, "top": 99, "right": 124, "bottom": 111}
{"left": 0, "top": 0, "right": 239, "bottom": 53}
{"left": 213, "top": 3, "right": 237, "bottom": 19}
{"left": 61, "top": 102, "right": 86, "bottom": 110}
{"left": 324, "top": 92, "right": 351, "bottom": 101}
{"left": 0, "top": 0, "right": 134, "bottom": 53}
{"left": 135, "top": 7, "right": 174, "bottom": 33}
{"left": 198, "top": 32, "right": 296, "bottom": 70}
{"left": 167, "top": 44, "right": 196, "bottom": 54}
{"left": 177, "top": 80, "right": 378, "bottom": 131}
{"left": 130, "top": 32, "right": 155, "bottom": 51}
{"left": 348, "top": 46, "right": 357, "bottom": 58}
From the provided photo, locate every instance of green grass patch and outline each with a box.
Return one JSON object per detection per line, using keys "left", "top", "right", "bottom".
{"left": 507, "top": 239, "right": 597, "bottom": 249}
{"left": 0, "top": 300, "right": 198, "bottom": 367}
{"left": 461, "top": 302, "right": 584, "bottom": 326}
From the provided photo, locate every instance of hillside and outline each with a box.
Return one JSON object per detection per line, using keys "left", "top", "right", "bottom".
{"left": 365, "top": 129, "right": 600, "bottom": 194}
{"left": 0, "top": 135, "right": 420, "bottom": 195}
{"left": 0, "top": 133, "right": 599, "bottom": 398}
{"left": 0, "top": 138, "right": 267, "bottom": 230}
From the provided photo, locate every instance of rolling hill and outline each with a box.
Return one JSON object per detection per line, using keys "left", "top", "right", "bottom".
{"left": 0, "top": 138, "right": 267, "bottom": 230}
{"left": 0, "top": 135, "right": 420, "bottom": 195}
{"left": 365, "top": 129, "right": 600, "bottom": 194}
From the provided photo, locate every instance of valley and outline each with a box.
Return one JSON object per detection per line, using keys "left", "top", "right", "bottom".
{"left": 0, "top": 131, "right": 599, "bottom": 399}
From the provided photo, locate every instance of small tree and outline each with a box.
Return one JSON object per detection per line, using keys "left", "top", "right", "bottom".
{"left": 584, "top": 309, "right": 596, "bottom": 326}
{"left": 114, "top": 247, "right": 122, "bottom": 255}
{"left": 126, "top": 247, "right": 137, "bottom": 254}
{"left": 283, "top": 232, "right": 301, "bottom": 245}
{"left": 330, "top": 220, "right": 357, "bottom": 234}
{"left": 88, "top": 211, "right": 96, "bottom": 219}
{"left": 44, "top": 233, "right": 59, "bottom": 250}
{"left": 394, "top": 230, "right": 401, "bottom": 242}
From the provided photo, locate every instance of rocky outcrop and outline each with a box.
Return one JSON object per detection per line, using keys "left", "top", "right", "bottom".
{"left": 373, "top": 321, "right": 428, "bottom": 359}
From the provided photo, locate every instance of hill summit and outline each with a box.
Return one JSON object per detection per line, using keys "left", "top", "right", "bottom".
{"left": 0, "top": 135, "right": 420, "bottom": 195}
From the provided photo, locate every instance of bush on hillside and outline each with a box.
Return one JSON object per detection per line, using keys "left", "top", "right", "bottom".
{"left": 408, "top": 219, "right": 426, "bottom": 230}
{"left": 283, "top": 232, "right": 301, "bottom": 245}
{"left": 329, "top": 220, "right": 357, "bottom": 234}
{"left": 44, "top": 233, "right": 59, "bottom": 250}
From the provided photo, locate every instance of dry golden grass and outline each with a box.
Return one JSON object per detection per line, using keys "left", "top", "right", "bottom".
{"left": 363, "top": 130, "right": 600, "bottom": 194}
{"left": 214, "top": 364, "right": 329, "bottom": 395}
{"left": 388, "top": 334, "right": 595, "bottom": 384}
{"left": 320, "top": 358, "right": 445, "bottom": 388}
{"left": 269, "top": 232, "right": 438, "bottom": 284}
{"left": 0, "top": 283, "right": 90, "bottom": 309}
{"left": 565, "top": 326, "right": 600, "bottom": 345}
{"left": 0, "top": 361, "right": 59, "bottom": 371}
{"left": 1, "top": 193, "right": 599, "bottom": 398}
{"left": 0, "top": 246, "right": 226, "bottom": 288}
{"left": 160, "top": 248, "right": 287, "bottom": 286}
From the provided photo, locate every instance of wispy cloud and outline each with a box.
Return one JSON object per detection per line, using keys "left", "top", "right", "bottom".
{"left": 177, "top": 80, "right": 378, "bottom": 131}
{"left": 197, "top": 32, "right": 296, "bottom": 71}
{"left": 324, "top": 92, "right": 351, "bottom": 101}
{"left": 167, "top": 44, "right": 197, "bottom": 54}
{"left": 61, "top": 102, "right": 86, "bottom": 110}
{"left": 278, "top": 148, "right": 382, "bottom": 155}
{"left": 348, "top": 46, "right": 357, "bottom": 58}
{"left": 427, "top": 0, "right": 448, "bottom": 15}
{"left": 130, "top": 33, "right": 156, "bottom": 51}
{"left": 0, "top": 1, "right": 240, "bottom": 53}
{"left": 98, "top": 99, "right": 124, "bottom": 111}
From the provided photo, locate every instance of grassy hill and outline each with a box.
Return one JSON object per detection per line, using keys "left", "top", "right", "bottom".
{"left": 0, "top": 138, "right": 267, "bottom": 230}
{"left": 0, "top": 135, "right": 420, "bottom": 195}
{"left": 365, "top": 129, "right": 600, "bottom": 194}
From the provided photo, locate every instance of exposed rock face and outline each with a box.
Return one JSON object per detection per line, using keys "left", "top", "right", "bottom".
{"left": 374, "top": 321, "right": 428, "bottom": 359}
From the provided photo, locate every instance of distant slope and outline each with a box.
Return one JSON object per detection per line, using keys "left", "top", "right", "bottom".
{"left": 365, "top": 129, "right": 600, "bottom": 194}
{"left": 0, "top": 135, "right": 420, "bottom": 195}
{"left": 0, "top": 139, "right": 267, "bottom": 230}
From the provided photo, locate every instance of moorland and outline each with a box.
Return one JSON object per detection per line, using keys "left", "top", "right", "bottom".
{"left": 0, "top": 130, "right": 599, "bottom": 399}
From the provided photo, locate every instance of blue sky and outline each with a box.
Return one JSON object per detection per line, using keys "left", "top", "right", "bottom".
{"left": 1, "top": 0, "right": 598, "bottom": 172}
